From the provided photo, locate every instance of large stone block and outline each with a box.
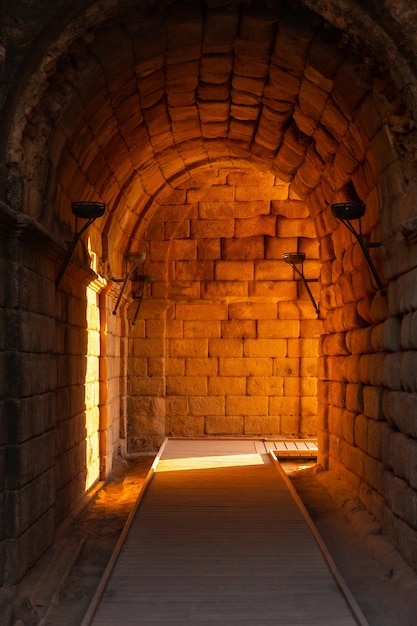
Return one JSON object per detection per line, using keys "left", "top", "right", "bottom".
{"left": 340, "top": 439, "right": 365, "bottom": 478}
{"left": 265, "top": 235, "right": 298, "bottom": 259}
{"left": 208, "top": 338, "right": 243, "bottom": 357}
{"left": 367, "top": 418, "right": 384, "bottom": 461}
{"left": 6, "top": 431, "right": 54, "bottom": 490}
{"left": 197, "top": 238, "right": 221, "bottom": 260}
{"left": 4, "top": 468, "right": 55, "bottom": 537}
{"left": 169, "top": 338, "right": 208, "bottom": 357}
{"left": 346, "top": 383, "right": 364, "bottom": 413}
{"left": 269, "top": 395, "right": 299, "bottom": 416}
{"left": 5, "top": 393, "right": 55, "bottom": 444}
{"left": 327, "top": 405, "right": 343, "bottom": 438}
{"left": 202, "top": 281, "right": 248, "bottom": 299}
{"left": 359, "top": 353, "right": 386, "bottom": 386}
{"left": 220, "top": 356, "right": 272, "bottom": 377}
{"left": 166, "top": 375, "right": 207, "bottom": 396}
{"left": 208, "top": 376, "right": 246, "bottom": 396}
{"left": 342, "top": 409, "right": 356, "bottom": 445}
{"left": 165, "top": 396, "right": 187, "bottom": 416}
{"left": 166, "top": 415, "right": 204, "bottom": 437}
{"left": 354, "top": 413, "right": 368, "bottom": 452}
{"left": 300, "top": 395, "right": 317, "bottom": 416}
{"left": 363, "top": 385, "right": 384, "bottom": 420}
{"left": 184, "top": 320, "right": 220, "bottom": 338}
{"left": 288, "top": 337, "right": 319, "bottom": 357}
{"left": 133, "top": 337, "right": 166, "bottom": 358}
{"left": 221, "top": 320, "right": 256, "bottom": 338}
{"left": 321, "top": 332, "right": 349, "bottom": 356}
{"left": 199, "top": 200, "right": 269, "bottom": 220}
{"left": 258, "top": 318, "right": 300, "bottom": 338}
{"left": 229, "top": 300, "right": 277, "bottom": 319}
{"left": 247, "top": 376, "right": 283, "bottom": 396}
{"left": 215, "top": 260, "right": 254, "bottom": 281}
{"left": 244, "top": 338, "right": 287, "bottom": 357}
{"left": 277, "top": 217, "right": 316, "bottom": 238}
{"left": 205, "top": 415, "right": 244, "bottom": 435}
{"left": 244, "top": 415, "right": 281, "bottom": 435}
{"left": 273, "top": 357, "right": 300, "bottom": 376}
{"left": 400, "top": 311, "right": 417, "bottom": 349}
{"left": 4, "top": 507, "right": 55, "bottom": 584}
{"left": 221, "top": 235, "right": 265, "bottom": 260}
{"left": 279, "top": 415, "right": 301, "bottom": 435}
{"left": 284, "top": 376, "right": 316, "bottom": 397}
{"left": 185, "top": 357, "right": 218, "bottom": 376}
{"left": 175, "top": 302, "right": 228, "bottom": 320}
{"left": 399, "top": 351, "right": 417, "bottom": 392}
{"left": 189, "top": 396, "right": 225, "bottom": 416}
{"left": 389, "top": 431, "right": 410, "bottom": 481}
{"left": 226, "top": 396, "right": 268, "bottom": 416}
{"left": 191, "top": 219, "right": 234, "bottom": 239}
{"left": 130, "top": 376, "right": 165, "bottom": 396}
{"left": 249, "top": 279, "right": 296, "bottom": 299}
{"left": 236, "top": 213, "right": 276, "bottom": 237}
{"left": 175, "top": 260, "right": 214, "bottom": 281}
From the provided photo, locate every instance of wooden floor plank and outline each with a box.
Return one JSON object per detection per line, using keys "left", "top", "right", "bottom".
{"left": 84, "top": 439, "right": 366, "bottom": 626}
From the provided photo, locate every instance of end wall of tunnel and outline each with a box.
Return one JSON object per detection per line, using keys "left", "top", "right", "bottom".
{"left": 128, "top": 167, "right": 322, "bottom": 450}
{"left": 2, "top": 0, "right": 417, "bottom": 587}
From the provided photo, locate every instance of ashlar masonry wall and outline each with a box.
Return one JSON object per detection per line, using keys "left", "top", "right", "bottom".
{"left": 127, "top": 169, "right": 323, "bottom": 451}
{"left": 0, "top": 201, "right": 128, "bottom": 585}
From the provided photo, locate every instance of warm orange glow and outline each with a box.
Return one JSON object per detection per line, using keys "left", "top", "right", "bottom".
{"left": 156, "top": 453, "right": 267, "bottom": 472}
{"left": 85, "top": 284, "right": 101, "bottom": 490}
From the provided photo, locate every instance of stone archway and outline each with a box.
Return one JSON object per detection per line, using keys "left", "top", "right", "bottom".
{"left": 2, "top": 0, "right": 417, "bottom": 584}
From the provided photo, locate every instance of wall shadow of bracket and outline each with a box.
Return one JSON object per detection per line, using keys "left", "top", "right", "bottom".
{"left": 283, "top": 252, "right": 320, "bottom": 316}
{"left": 331, "top": 202, "right": 387, "bottom": 296}
{"left": 111, "top": 252, "right": 147, "bottom": 315}
{"left": 131, "top": 274, "right": 157, "bottom": 325}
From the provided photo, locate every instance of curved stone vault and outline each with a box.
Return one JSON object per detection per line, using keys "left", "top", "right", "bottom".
{"left": 2, "top": 0, "right": 417, "bottom": 591}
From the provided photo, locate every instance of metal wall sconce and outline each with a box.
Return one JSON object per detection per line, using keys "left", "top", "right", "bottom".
{"left": 112, "top": 252, "right": 146, "bottom": 315}
{"left": 55, "top": 201, "right": 106, "bottom": 287}
{"left": 331, "top": 202, "right": 387, "bottom": 296}
{"left": 131, "top": 274, "right": 157, "bottom": 325}
{"left": 283, "top": 252, "right": 320, "bottom": 316}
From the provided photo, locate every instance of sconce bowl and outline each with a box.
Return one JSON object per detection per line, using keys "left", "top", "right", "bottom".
{"left": 331, "top": 202, "right": 365, "bottom": 221}
{"left": 124, "top": 252, "right": 146, "bottom": 264}
{"left": 72, "top": 202, "right": 106, "bottom": 219}
{"left": 137, "top": 274, "right": 157, "bottom": 283}
{"left": 282, "top": 252, "right": 305, "bottom": 265}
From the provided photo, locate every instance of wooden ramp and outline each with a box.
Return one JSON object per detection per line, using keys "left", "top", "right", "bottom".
{"left": 82, "top": 439, "right": 367, "bottom": 626}
{"left": 264, "top": 439, "right": 318, "bottom": 458}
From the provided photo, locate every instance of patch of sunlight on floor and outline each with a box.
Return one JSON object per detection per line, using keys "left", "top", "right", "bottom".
{"left": 156, "top": 453, "right": 267, "bottom": 471}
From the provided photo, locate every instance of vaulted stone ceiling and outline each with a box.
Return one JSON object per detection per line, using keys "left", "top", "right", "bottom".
{"left": 3, "top": 0, "right": 417, "bottom": 273}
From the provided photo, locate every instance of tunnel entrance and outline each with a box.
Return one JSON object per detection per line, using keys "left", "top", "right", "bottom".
{"left": 3, "top": 0, "right": 417, "bottom": 588}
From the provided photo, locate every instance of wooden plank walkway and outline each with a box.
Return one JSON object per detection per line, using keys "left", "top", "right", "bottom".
{"left": 263, "top": 439, "right": 318, "bottom": 458}
{"left": 82, "top": 438, "right": 367, "bottom": 626}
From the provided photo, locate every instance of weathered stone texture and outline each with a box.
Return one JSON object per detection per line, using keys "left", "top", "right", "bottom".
{"left": 5, "top": 0, "right": 417, "bottom": 587}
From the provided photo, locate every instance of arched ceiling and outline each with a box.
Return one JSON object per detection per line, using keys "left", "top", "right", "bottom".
{"left": 3, "top": 0, "right": 417, "bottom": 272}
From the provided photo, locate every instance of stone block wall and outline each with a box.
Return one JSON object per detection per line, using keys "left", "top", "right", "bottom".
{"left": 1, "top": 207, "right": 57, "bottom": 584}
{"left": 309, "top": 141, "right": 417, "bottom": 570}
{"left": 127, "top": 169, "right": 323, "bottom": 451}
{"left": 0, "top": 202, "right": 126, "bottom": 585}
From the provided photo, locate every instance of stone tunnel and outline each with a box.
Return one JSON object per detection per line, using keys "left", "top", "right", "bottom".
{"left": 2, "top": 0, "right": 417, "bottom": 590}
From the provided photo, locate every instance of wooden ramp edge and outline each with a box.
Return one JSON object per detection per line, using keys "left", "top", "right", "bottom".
{"left": 80, "top": 438, "right": 168, "bottom": 626}
{"left": 81, "top": 438, "right": 368, "bottom": 626}
{"left": 268, "top": 449, "right": 368, "bottom": 626}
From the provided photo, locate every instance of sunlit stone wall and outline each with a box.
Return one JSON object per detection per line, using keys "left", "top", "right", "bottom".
{"left": 128, "top": 169, "right": 323, "bottom": 450}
